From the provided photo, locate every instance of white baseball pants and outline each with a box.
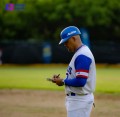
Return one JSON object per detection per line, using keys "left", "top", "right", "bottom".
{"left": 65, "top": 93, "right": 94, "bottom": 117}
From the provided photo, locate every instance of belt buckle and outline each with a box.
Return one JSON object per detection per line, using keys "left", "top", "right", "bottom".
{"left": 71, "top": 92, "right": 75, "bottom": 96}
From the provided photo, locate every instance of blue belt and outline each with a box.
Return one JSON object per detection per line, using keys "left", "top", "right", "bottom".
{"left": 66, "top": 92, "right": 88, "bottom": 96}
{"left": 67, "top": 92, "right": 75, "bottom": 96}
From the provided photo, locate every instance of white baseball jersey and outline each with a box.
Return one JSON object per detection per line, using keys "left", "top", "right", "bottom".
{"left": 65, "top": 45, "right": 96, "bottom": 95}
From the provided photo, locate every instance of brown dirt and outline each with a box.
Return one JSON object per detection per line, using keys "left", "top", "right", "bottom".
{"left": 0, "top": 90, "right": 120, "bottom": 117}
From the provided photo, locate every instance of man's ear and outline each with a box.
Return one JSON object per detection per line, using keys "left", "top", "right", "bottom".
{"left": 72, "top": 36, "right": 76, "bottom": 42}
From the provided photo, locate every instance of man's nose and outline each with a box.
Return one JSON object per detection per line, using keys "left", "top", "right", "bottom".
{"left": 64, "top": 43, "right": 66, "bottom": 46}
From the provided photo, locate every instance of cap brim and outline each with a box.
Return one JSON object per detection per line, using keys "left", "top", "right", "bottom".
{"left": 59, "top": 34, "right": 81, "bottom": 45}
{"left": 59, "top": 37, "right": 70, "bottom": 45}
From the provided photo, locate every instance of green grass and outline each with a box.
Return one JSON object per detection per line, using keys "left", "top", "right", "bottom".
{"left": 96, "top": 67, "right": 120, "bottom": 93}
{"left": 0, "top": 65, "right": 66, "bottom": 90}
{"left": 0, "top": 65, "right": 120, "bottom": 93}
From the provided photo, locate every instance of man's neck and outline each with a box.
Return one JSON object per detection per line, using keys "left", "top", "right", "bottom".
{"left": 75, "top": 43, "right": 83, "bottom": 52}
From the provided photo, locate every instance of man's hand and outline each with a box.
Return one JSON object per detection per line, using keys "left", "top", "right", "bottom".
{"left": 54, "top": 78, "right": 64, "bottom": 86}
{"left": 52, "top": 74, "right": 64, "bottom": 86}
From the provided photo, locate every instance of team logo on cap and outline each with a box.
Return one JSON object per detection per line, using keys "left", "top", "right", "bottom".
{"left": 67, "top": 31, "right": 76, "bottom": 36}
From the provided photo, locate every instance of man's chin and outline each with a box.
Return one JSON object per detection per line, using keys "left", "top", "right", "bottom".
{"left": 67, "top": 48, "right": 73, "bottom": 52}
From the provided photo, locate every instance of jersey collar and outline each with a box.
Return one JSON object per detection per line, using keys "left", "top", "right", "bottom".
{"left": 75, "top": 44, "right": 84, "bottom": 52}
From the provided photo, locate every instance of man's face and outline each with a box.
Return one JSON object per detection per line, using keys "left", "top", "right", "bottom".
{"left": 64, "top": 37, "right": 75, "bottom": 52}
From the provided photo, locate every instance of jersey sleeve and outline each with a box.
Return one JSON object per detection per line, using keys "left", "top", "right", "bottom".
{"left": 75, "top": 54, "right": 92, "bottom": 79}
{"left": 64, "top": 78, "right": 87, "bottom": 87}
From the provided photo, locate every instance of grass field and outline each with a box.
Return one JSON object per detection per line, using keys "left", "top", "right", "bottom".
{"left": 0, "top": 64, "right": 120, "bottom": 117}
{"left": 0, "top": 64, "right": 120, "bottom": 93}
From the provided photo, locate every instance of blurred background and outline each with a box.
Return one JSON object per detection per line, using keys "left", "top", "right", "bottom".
{"left": 0, "top": 0, "right": 120, "bottom": 64}
{"left": 0, "top": 1, "right": 120, "bottom": 117}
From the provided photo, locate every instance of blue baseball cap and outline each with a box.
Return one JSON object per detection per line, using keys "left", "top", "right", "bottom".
{"left": 59, "top": 26, "right": 81, "bottom": 45}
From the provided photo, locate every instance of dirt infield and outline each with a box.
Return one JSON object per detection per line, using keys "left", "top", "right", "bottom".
{"left": 0, "top": 90, "right": 120, "bottom": 117}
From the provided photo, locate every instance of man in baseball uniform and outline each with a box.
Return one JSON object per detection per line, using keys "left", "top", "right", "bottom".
{"left": 51, "top": 26, "right": 96, "bottom": 117}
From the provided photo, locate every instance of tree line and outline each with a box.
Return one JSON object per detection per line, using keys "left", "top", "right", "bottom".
{"left": 1, "top": 0, "right": 120, "bottom": 42}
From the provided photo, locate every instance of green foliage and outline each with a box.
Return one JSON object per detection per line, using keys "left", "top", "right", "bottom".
{"left": 1, "top": 0, "right": 120, "bottom": 41}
